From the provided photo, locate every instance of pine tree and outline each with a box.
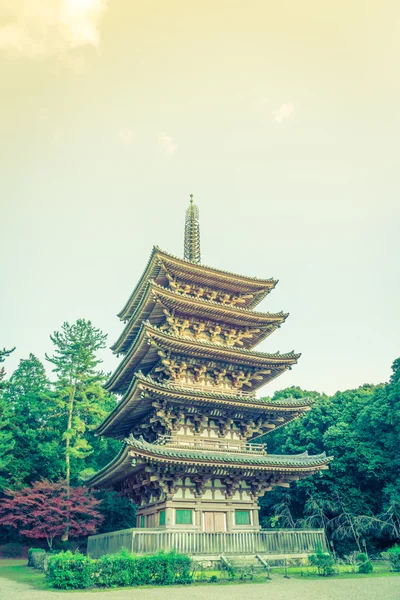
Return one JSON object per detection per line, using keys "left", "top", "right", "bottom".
{"left": 46, "top": 320, "right": 116, "bottom": 540}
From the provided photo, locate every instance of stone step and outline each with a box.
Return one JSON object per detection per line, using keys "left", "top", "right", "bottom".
{"left": 223, "top": 554, "right": 267, "bottom": 572}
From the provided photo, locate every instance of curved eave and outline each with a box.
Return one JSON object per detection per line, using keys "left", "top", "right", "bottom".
{"left": 96, "top": 372, "right": 313, "bottom": 439}
{"left": 112, "top": 281, "right": 288, "bottom": 354}
{"left": 117, "top": 247, "right": 278, "bottom": 321}
{"left": 86, "top": 438, "right": 332, "bottom": 489}
{"left": 105, "top": 323, "right": 300, "bottom": 394}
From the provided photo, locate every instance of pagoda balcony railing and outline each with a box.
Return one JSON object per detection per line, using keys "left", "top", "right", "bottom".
{"left": 168, "top": 380, "right": 257, "bottom": 398}
{"left": 88, "top": 528, "right": 328, "bottom": 559}
{"left": 154, "top": 435, "right": 266, "bottom": 455}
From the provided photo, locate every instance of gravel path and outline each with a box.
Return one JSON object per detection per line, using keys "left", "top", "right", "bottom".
{"left": 1, "top": 576, "right": 399, "bottom": 600}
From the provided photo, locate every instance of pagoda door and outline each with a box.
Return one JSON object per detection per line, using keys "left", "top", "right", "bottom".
{"left": 204, "top": 511, "right": 226, "bottom": 532}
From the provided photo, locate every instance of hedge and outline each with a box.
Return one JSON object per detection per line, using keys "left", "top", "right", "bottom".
{"left": 46, "top": 549, "right": 193, "bottom": 589}
{"left": 28, "top": 548, "right": 48, "bottom": 571}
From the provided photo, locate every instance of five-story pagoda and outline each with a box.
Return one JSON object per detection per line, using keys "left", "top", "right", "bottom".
{"left": 88, "top": 196, "right": 331, "bottom": 533}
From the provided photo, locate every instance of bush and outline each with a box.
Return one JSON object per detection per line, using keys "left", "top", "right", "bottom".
{"left": 28, "top": 548, "right": 48, "bottom": 570}
{"left": 383, "top": 545, "right": 400, "bottom": 572}
{"left": 28, "top": 548, "right": 44, "bottom": 566}
{"left": 309, "top": 549, "right": 336, "bottom": 576}
{"left": 47, "top": 551, "right": 95, "bottom": 589}
{"left": 0, "top": 542, "right": 25, "bottom": 558}
{"left": 357, "top": 553, "right": 373, "bottom": 574}
{"left": 46, "top": 549, "right": 193, "bottom": 589}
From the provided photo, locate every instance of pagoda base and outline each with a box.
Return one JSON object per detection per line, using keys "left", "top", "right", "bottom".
{"left": 87, "top": 528, "right": 328, "bottom": 559}
{"left": 136, "top": 497, "right": 260, "bottom": 532}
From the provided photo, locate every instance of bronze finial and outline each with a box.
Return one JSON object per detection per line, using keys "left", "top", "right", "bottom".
{"left": 184, "top": 194, "right": 201, "bottom": 263}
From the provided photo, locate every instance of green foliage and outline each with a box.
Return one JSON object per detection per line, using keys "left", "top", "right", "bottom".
{"left": 0, "top": 347, "right": 15, "bottom": 490}
{"left": 30, "top": 551, "right": 48, "bottom": 571}
{"left": 3, "top": 355, "right": 62, "bottom": 488}
{"left": 95, "top": 490, "right": 137, "bottom": 534}
{"left": 260, "top": 365, "right": 400, "bottom": 553}
{"left": 308, "top": 549, "right": 336, "bottom": 576}
{"left": 0, "top": 542, "right": 24, "bottom": 558}
{"left": 358, "top": 556, "right": 373, "bottom": 573}
{"left": 383, "top": 544, "right": 400, "bottom": 572}
{"left": 47, "top": 550, "right": 193, "bottom": 589}
{"left": 47, "top": 551, "right": 94, "bottom": 589}
{"left": 28, "top": 548, "right": 46, "bottom": 566}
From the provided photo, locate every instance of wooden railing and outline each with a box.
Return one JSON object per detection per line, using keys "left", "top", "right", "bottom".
{"left": 87, "top": 529, "right": 327, "bottom": 559}
{"left": 155, "top": 435, "right": 266, "bottom": 455}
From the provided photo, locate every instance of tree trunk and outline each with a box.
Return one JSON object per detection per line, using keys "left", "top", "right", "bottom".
{"left": 61, "top": 384, "right": 75, "bottom": 542}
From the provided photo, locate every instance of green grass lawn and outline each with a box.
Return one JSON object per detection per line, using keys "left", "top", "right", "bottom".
{"left": 197, "top": 561, "right": 400, "bottom": 583}
{"left": 0, "top": 559, "right": 51, "bottom": 590}
{"left": 0, "top": 558, "right": 398, "bottom": 593}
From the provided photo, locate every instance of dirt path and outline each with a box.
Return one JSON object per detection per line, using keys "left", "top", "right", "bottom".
{"left": 1, "top": 575, "right": 400, "bottom": 600}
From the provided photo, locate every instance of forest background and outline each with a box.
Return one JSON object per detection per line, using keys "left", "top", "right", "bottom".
{"left": 0, "top": 318, "right": 399, "bottom": 555}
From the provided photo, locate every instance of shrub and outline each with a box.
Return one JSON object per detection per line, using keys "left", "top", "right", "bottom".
{"left": 47, "top": 551, "right": 95, "bottom": 589}
{"left": 47, "top": 549, "right": 193, "bottom": 589}
{"left": 31, "top": 551, "right": 48, "bottom": 571}
{"left": 97, "top": 549, "right": 140, "bottom": 587}
{"left": 0, "top": 542, "right": 25, "bottom": 558}
{"left": 357, "top": 553, "right": 373, "bottom": 574}
{"left": 28, "top": 547, "right": 49, "bottom": 571}
{"left": 309, "top": 549, "right": 335, "bottom": 576}
{"left": 209, "top": 575, "right": 218, "bottom": 583}
{"left": 383, "top": 545, "right": 400, "bottom": 572}
{"left": 28, "top": 548, "right": 45, "bottom": 566}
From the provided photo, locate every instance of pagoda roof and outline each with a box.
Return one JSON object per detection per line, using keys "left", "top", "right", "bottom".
{"left": 96, "top": 372, "right": 313, "bottom": 438}
{"left": 105, "top": 322, "right": 300, "bottom": 394}
{"left": 112, "top": 281, "right": 288, "bottom": 354}
{"left": 118, "top": 247, "right": 278, "bottom": 321}
{"left": 87, "top": 436, "right": 332, "bottom": 488}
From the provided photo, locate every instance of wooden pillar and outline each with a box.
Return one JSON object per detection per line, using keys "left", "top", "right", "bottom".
{"left": 253, "top": 506, "right": 260, "bottom": 530}
{"left": 226, "top": 507, "right": 234, "bottom": 532}
{"left": 165, "top": 505, "right": 174, "bottom": 528}
{"left": 195, "top": 506, "right": 202, "bottom": 530}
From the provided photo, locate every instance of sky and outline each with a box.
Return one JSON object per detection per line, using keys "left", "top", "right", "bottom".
{"left": 1, "top": 1, "right": 399, "bottom": 397}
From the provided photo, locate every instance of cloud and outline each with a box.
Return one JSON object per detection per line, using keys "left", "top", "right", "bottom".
{"left": 0, "top": 0, "right": 108, "bottom": 59}
{"left": 159, "top": 133, "right": 178, "bottom": 156}
{"left": 273, "top": 103, "right": 294, "bottom": 124}
{"left": 118, "top": 128, "right": 135, "bottom": 146}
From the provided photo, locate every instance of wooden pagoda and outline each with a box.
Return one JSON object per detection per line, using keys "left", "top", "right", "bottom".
{"left": 88, "top": 196, "right": 331, "bottom": 534}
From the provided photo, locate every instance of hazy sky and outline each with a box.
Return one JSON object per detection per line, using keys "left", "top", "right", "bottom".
{"left": 1, "top": 1, "right": 399, "bottom": 396}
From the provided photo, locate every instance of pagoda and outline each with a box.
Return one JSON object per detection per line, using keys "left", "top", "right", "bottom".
{"left": 88, "top": 196, "right": 331, "bottom": 533}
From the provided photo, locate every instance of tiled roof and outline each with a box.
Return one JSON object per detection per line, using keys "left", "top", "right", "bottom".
{"left": 137, "top": 372, "right": 313, "bottom": 407}
{"left": 112, "top": 281, "right": 288, "bottom": 354}
{"left": 118, "top": 247, "right": 278, "bottom": 320}
{"left": 126, "top": 435, "right": 331, "bottom": 467}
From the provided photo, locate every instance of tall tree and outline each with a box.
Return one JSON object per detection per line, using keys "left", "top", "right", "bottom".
{"left": 46, "top": 320, "right": 108, "bottom": 488}
{"left": 0, "top": 347, "right": 15, "bottom": 490}
{"left": 4, "top": 354, "right": 62, "bottom": 486}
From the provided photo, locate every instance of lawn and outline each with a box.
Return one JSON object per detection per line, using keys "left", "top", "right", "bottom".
{"left": 0, "top": 559, "right": 51, "bottom": 590}
{"left": 0, "top": 558, "right": 398, "bottom": 592}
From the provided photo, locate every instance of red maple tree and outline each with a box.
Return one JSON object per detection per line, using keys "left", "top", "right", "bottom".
{"left": 0, "top": 480, "right": 103, "bottom": 548}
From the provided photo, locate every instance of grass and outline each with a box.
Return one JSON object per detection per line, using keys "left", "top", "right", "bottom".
{"left": 196, "top": 561, "right": 400, "bottom": 583}
{"left": 0, "top": 559, "right": 51, "bottom": 591}
{"left": 0, "top": 558, "right": 399, "bottom": 593}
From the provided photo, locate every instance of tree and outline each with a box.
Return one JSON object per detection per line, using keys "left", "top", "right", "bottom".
{"left": 0, "top": 347, "right": 15, "bottom": 391}
{"left": 0, "top": 347, "right": 15, "bottom": 489}
{"left": 46, "top": 319, "right": 119, "bottom": 540}
{"left": 46, "top": 320, "right": 108, "bottom": 488}
{"left": 3, "top": 354, "right": 63, "bottom": 486}
{"left": 0, "top": 480, "right": 103, "bottom": 549}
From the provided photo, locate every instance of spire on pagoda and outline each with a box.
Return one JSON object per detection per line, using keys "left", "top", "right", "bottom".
{"left": 184, "top": 194, "right": 201, "bottom": 264}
